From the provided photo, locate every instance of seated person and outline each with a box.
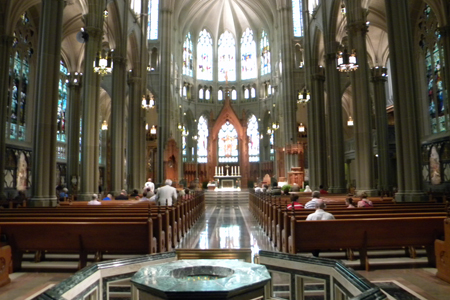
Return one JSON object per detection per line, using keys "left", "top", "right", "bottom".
{"left": 59, "top": 188, "right": 69, "bottom": 201}
{"left": 319, "top": 185, "right": 328, "bottom": 194}
{"left": 139, "top": 192, "right": 156, "bottom": 204}
{"left": 130, "top": 189, "right": 140, "bottom": 197}
{"left": 254, "top": 184, "right": 262, "bottom": 193}
{"left": 115, "top": 189, "right": 129, "bottom": 200}
{"left": 346, "top": 194, "right": 355, "bottom": 208}
{"left": 88, "top": 194, "right": 101, "bottom": 205}
{"left": 357, "top": 192, "right": 373, "bottom": 207}
{"left": 306, "top": 200, "right": 335, "bottom": 220}
{"left": 102, "top": 193, "right": 113, "bottom": 200}
{"left": 304, "top": 191, "right": 321, "bottom": 209}
{"left": 287, "top": 194, "right": 304, "bottom": 210}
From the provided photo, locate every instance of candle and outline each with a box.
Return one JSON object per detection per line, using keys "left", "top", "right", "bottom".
{"left": 238, "top": 166, "right": 240, "bottom": 175}
{"left": 215, "top": 166, "right": 217, "bottom": 175}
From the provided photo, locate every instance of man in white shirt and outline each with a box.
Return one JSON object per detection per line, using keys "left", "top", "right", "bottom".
{"left": 306, "top": 201, "right": 335, "bottom": 220}
{"left": 156, "top": 179, "right": 178, "bottom": 206}
{"left": 304, "top": 191, "right": 322, "bottom": 209}
{"left": 88, "top": 194, "right": 102, "bottom": 205}
{"left": 144, "top": 178, "right": 155, "bottom": 193}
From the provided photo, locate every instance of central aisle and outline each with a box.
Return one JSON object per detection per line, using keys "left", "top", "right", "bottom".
{"left": 178, "top": 190, "right": 276, "bottom": 255}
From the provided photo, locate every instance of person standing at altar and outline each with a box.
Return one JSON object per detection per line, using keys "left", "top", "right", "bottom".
{"left": 144, "top": 178, "right": 155, "bottom": 194}
{"left": 157, "top": 179, "right": 178, "bottom": 206}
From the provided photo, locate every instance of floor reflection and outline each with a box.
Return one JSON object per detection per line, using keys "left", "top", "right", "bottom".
{"left": 178, "top": 194, "right": 277, "bottom": 257}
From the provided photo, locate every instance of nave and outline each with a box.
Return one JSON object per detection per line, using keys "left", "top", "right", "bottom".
{"left": 0, "top": 191, "right": 450, "bottom": 300}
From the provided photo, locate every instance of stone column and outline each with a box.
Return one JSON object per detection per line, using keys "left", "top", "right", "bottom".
{"left": 127, "top": 72, "right": 144, "bottom": 192}
{"left": 371, "top": 67, "right": 391, "bottom": 192}
{"left": 0, "top": 34, "right": 14, "bottom": 200}
{"left": 110, "top": 55, "right": 126, "bottom": 195}
{"left": 345, "top": 0, "right": 376, "bottom": 195}
{"left": 384, "top": 0, "right": 424, "bottom": 201}
{"left": 325, "top": 52, "right": 346, "bottom": 193}
{"left": 308, "top": 66, "right": 327, "bottom": 190}
{"left": 156, "top": 5, "right": 173, "bottom": 184}
{"left": 79, "top": 1, "right": 105, "bottom": 201}
{"left": 29, "top": 0, "right": 65, "bottom": 207}
{"left": 277, "top": 4, "right": 297, "bottom": 173}
{"left": 66, "top": 72, "right": 82, "bottom": 196}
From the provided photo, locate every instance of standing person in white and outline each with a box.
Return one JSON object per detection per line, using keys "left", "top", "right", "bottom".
{"left": 157, "top": 179, "right": 178, "bottom": 206}
{"left": 144, "top": 178, "right": 155, "bottom": 193}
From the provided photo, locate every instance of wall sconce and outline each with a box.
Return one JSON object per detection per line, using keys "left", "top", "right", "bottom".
{"left": 347, "top": 116, "right": 354, "bottom": 126}
{"left": 267, "top": 127, "right": 274, "bottom": 135}
{"left": 101, "top": 120, "right": 108, "bottom": 130}
{"left": 192, "top": 134, "right": 198, "bottom": 140}
{"left": 272, "top": 122, "right": 280, "bottom": 130}
{"left": 297, "top": 88, "right": 311, "bottom": 104}
{"left": 298, "top": 123, "right": 306, "bottom": 132}
{"left": 141, "top": 94, "right": 155, "bottom": 110}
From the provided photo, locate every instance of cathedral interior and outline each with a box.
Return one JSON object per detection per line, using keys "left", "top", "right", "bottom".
{"left": 1, "top": 0, "right": 450, "bottom": 299}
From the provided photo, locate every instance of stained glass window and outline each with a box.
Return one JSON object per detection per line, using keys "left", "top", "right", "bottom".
{"left": 241, "top": 28, "right": 257, "bottom": 80}
{"left": 419, "top": 4, "right": 447, "bottom": 133}
{"left": 218, "top": 121, "right": 238, "bottom": 163}
{"left": 148, "top": 0, "right": 159, "bottom": 40}
{"left": 183, "top": 32, "right": 193, "bottom": 76}
{"left": 7, "top": 12, "right": 33, "bottom": 141}
{"left": 247, "top": 115, "right": 260, "bottom": 162}
{"left": 182, "top": 127, "right": 187, "bottom": 156}
{"left": 292, "top": 0, "right": 303, "bottom": 37}
{"left": 57, "top": 60, "right": 68, "bottom": 142}
{"left": 270, "top": 132, "right": 274, "bottom": 160}
{"left": 218, "top": 31, "right": 236, "bottom": 82}
{"left": 197, "top": 29, "right": 213, "bottom": 81}
{"left": 260, "top": 30, "right": 271, "bottom": 75}
{"left": 197, "top": 116, "right": 208, "bottom": 163}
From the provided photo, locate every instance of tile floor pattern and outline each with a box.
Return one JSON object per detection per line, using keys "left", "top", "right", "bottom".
{"left": 1, "top": 190, "right": 450, "bottom": 300}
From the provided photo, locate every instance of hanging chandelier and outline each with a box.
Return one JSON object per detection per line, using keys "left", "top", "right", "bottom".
{"left": 297, "top": 88, "right": 311, "bottom": 104}
{"left": 298, "top": 123, "right": 306, "bottom": 132}
{"left": 347, "top": 116, "right": 354, "bottom": 126}
{"left": 93, "top": 49, "right": 113, "bottom": 75}
{"left": 101, "top": 120, "right": 108, "bottom": 130}
{"left": 267, "top": 127, "right": 274, "bottom": 135}
{"left": 150, "top": 125, "right": 157, "bottom": 135}
{"left": 141, "top": 94, "right": 155, "bottom": 110}
{"left": 337, "top": 49, "right": 358, "bottom": 72}
{"left": 271, "top": 122, "right": 279, "bottom": 131}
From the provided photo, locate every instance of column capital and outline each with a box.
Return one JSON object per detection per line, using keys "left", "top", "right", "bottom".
{"left": 112, "top": 55, "right": 126, "bottom": 64}
{"left": 346, "top": 21, "right": 368, "bottom": 34}
{"left": 67, "top": 72, "right": 83, "bottom": 87}
{"left": 371, "top": 66, "right": 388, "bottom": 82}
{"left": 84, "top": 26, "right": 103, "bottom": 40}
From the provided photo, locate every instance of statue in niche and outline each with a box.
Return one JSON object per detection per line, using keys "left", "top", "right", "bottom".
{"left": 17, "top": 152, "right": 28, "bottom": 191}
{"left": 430, "top": 145, "right": 441, "bottom": 185}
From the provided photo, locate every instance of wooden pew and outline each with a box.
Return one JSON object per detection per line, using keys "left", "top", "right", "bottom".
{"left": 287, "top": 216, "right": 445, "bottom": 270}
{"left": 0, "top": 227, "right": 12, "bottom": 287}
{"left": 435, "top": 218, "right": 450, "bottom": 283}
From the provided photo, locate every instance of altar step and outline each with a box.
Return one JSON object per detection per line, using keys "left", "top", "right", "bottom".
{"left": 204, "top": 190, "right": 249, "bottom": 204}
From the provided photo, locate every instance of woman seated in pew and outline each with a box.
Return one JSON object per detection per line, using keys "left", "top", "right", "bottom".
{"left": 287, "top": 194, "right": 304, "bottom": 210}
{"left": 88, "top": 194, "right": 101, "bottom": 205}
{"left": 102, "top": 193, "right": 113, "bottom": 200}
{"left": 357, "top": 192, "right": 373, "bottom": 208}
{"left": 345, "top": 194, "right": 356, "bottom": 208}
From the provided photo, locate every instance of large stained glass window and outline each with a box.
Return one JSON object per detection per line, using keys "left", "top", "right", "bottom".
{"left": 247, "top": 115, "right": 259, "bottom": 162}
{"left": 218, "top": 31, "right": 236, "bottom": 82}
{"left": 241, "top": 28, "right": 257, "bottom": 80}
{"left": 270, "top": 132, "right": 274, "bottom": 161}
{"left": 261, "top": 30, "right": 271, "bottom": 75}
{"left": 197, "top": 29, "right": 213, "bottom": 81}
{"left": 131, "top": 0, "right": 141, "bottom": 15}
{"left": 218, "top": 121, "right": 238, "bottom": 163}
{"left": 183, "top": 33, "right": 193, "bottom": 76}
{"left": 197, "top": 116, "right": 208, "bottom": 163}
{"left": 7, "top": 13, "right": 34, "bottom": 141}
{"left": 148, "top": 0, "right": 159, "bottom": 40}
{"left": 419, "top": 4, "right": 448, "bottom": 133}
{"left": 292, "top": 0, "right": 303, "bottom": 37}
{"left": 57, "top": 60, "right": 68, "bottom": 142}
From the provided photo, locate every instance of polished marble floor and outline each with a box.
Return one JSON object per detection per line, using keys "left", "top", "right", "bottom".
{"left": 1, "top": 190, "right": 450, "bottom": 300}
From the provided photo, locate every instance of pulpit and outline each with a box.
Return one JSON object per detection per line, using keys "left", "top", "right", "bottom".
{"left": 288, "top": 167, "right": 304, "bottom": 187}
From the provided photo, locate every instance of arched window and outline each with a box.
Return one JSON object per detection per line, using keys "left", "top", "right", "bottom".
{"left": 218, "top": 89, "right": 223, "bottom": 101}
{"left": 183, "top": 32, "right": 193, "bottom": 76}
{"left": 231, "top": 89, "right": 237, "bottom": 100}
{"left": 292, "top": 0, "right": 303, "bottom": 37}
{"left": 251, "top": 87, "right": 256, "bottom": 98}
{"left": 244, "top": 88, "right": 249, "bottom": 99}
{"left": 260, "top": 30, "right": 271, "bottom": 75}
{"left": 199, "top": 88, "right": 204, "bottom": 99}
{"left": 205, "top": 88, "right": 211, "bottom": 100}
{"left": 148, "top": 0, "right": 159, "bottom": 40}
{"left": 197, "top": 116, "right": 208, "bottom": 163}
{"left": 218, "top": 121, "right": 238, "bottom": 163}
{"left": 218, "top": 31, "right": 236, "bottom": 82}
{"left": 182, "top": 126, "right": 188, "bottom": 157}
{"left": 197, "top": 29, "right": 213, "bottom": 81}
{"left": 7, "top": 13, "right": 34, "bottom": 141}
{"left": 241, "top": 28, "right": 257, "bottom": 80}
{"left": 131, "top": 0, "right": 141, "bottom": 15}
{"left": 247, "top": 115, "right": 260, "bottom": 162}
{"left": 57, "top": 60, "right": 68, "bottom": 143}
{"left": 418, "top": 4, "right": 448, "bottom": 133}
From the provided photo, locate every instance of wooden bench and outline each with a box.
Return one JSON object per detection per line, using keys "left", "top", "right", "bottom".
{"left": 287, "top": 216, "right": 445, "bottom": 270}
{"left": 0, "top": 227, "right": 12, "bottom": 287}
{"left": 435, "top": 218, "right": 450, "bottom": 283}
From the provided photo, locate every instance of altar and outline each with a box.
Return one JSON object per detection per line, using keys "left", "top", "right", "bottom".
{"left": 213, "top": 165, "right": 241, "bottom": 191}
